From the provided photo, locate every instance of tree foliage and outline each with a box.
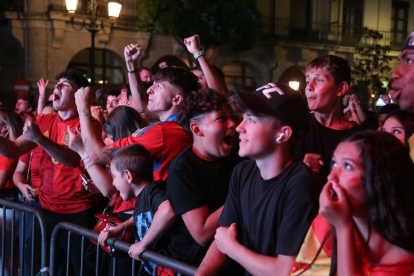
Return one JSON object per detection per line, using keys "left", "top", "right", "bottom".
{"left": 352, "top": 27, "right": 392, "bottom": 106}
{"left": 137, "top": 0, "right": 262, "bottom": 53}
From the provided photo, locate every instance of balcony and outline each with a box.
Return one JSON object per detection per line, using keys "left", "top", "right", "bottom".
{"left": 261, "top": 17, "right": 407, "bottom": 51}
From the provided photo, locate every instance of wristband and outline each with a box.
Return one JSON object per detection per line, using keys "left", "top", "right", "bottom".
{"left": 80, "top": 156, "right": 90, "bottom": 164}
{"left": 127, "top": 68, "right": 139, "bottom": 73}
{"left": 81, "top": 156, "right": 94, "bottom": 169}
{"left": 84, "top": 161, "right": 95, "bottom": 170}
{"left": 194, "top": 50, "right": 204, "bottom": 60}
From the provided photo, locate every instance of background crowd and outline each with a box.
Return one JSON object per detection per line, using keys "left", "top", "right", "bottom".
{"left": 0, "top": 32, "right": 413, "bottom": 276}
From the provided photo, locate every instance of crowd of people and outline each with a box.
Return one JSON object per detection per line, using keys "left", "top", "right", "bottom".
{"left": 0, "top": 32, "right": 413, "bottom": 276}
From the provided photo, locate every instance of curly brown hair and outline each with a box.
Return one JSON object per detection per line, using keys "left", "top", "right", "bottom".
{"left": 177, "top": 89, "right": 229, "bottom": 138}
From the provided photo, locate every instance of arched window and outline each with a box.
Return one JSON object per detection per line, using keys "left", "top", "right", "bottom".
{"left": 67, "top": 48, "right": 125, "bottom": 89}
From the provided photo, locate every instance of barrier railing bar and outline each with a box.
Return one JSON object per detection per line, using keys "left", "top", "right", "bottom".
{"left": 20, "top": 213, "right": 25, "bottom": 276}
{"left": 95, "top": 243, "right": 100, "bottom": 276}
{"left": 0, "top": 198, "right": 49, "bottom": 276}
{"left": 11, "top": 209, "right": 15, "bottom": 275}
{"left": 2, "top": 206, "right": 5, "bottom": 276}
{"left": 51, "top": 222, "right": 198, "bottom": 276}
{"left": 66, "top": 231, "right": 71, "bottom": 276}
{"left": 112, "top": 249, "right": 116, "bottom": 276}
{"left": 80, "top": 236, "right": 85, "bottom": 276}
{"left": 31, "top": 216, "right": 36, "bottom": 276}
{"left": 131, "top": 257, "right": 136, "bottom": 276}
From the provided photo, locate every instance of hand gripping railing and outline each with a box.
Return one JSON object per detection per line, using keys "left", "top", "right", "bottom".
{"left": 50, "top": 222, "right": 198, "bottom": 276}
{"left": 0, "top": 198, "right": 49, "bottom": 276}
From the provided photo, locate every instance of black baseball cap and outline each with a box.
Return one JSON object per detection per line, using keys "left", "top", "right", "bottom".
{"left": 402, "top": 30, "right": 414, "bottom": 51}
{"left": 229, "top": 83, "right": 310, "bottom": 137}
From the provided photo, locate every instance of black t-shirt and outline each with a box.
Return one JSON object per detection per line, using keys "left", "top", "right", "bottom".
{"left": 295, "top": 113, "right": 365, "bottom": 183}
{"left": 164, "top": 145, "right": 239, "bottom": 266}
{"left": 133, "top": 180, "right": 168, "bottom": 276}
{"left": 219, "top": 159, "right": 322, "bottom": 276}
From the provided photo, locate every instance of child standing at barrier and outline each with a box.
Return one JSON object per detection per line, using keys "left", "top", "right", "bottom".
{"left": 98, "top": 144, "right": 176, "bottom": 276}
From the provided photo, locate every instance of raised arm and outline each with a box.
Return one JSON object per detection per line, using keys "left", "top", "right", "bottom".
{"left": 75, "top": 87, "right": 113, "bottom": 164}
{"left": 129, "top": 200, "right": 177, "bottom": 261}
{"left": 23, "top": 120, "right": 81, "bottom": 167}
{"left": 181, "top": 205, "right": 224, "bottom": 247}
{"left": 37, "top": 78, "right": 49, "bottom": 115}
{"left": 67, "top": 126, "right": 116, "bottom": 196}
{"left": 124, "top": 44, "right": 156, "bottom": 117}
{"left": 184, "top": 35, "right": 228, "bottom": 95}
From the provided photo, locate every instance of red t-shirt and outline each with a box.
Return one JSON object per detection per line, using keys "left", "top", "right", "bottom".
{"left": 19, "top": 146, "right": 43, "bottom": 189}
{"left": 0, "top": 153, "right": 18, "bottom": 191}
{"left": 113, "top": 120, "right": 192, "bottom": 182}
{"left": 112, "top": 196, "right": 136, "bottom": 214}
{"left": 37, "top": 113, "right": 100, "bottom": 214}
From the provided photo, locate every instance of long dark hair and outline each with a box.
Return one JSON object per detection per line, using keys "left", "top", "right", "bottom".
{"left": 344, "top": 130, "right": 414, "bottom": 252}
{"left": 381, "top": 110, "right": 414, "bottom": 151}
{"left": 300, "top": 130, "right": 414, "bottom": 275}
{"left": 104, "top": 105, "right": 148, "bottom": 142}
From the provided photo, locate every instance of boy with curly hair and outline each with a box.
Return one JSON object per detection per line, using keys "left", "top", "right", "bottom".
{"left": 163, "top": 89, "right": 242, "bottom": 273}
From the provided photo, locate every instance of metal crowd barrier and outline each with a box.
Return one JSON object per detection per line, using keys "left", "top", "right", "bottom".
{"left": 0, "top": 198, "right": 49, "bottom": 276}
{"left": 51, "top": 222, "right": 198, "bottom": 276}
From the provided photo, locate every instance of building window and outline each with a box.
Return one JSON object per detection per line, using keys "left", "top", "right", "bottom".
{"left": 391, "top": 1, "right": 409, "bottom": 47}
{"left": 67, "top": 48, "right": 125, "bottom": 87}
{"left": 342, "top": 0, "right": 363, "bottom": 42}
{"left": 222, "top": 62, "right": 256, "bottom": 92}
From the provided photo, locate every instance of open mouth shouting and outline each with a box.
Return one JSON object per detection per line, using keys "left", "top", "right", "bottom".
{"left": 53, "top": 93, "right": 61, "bottom": 103}
{"left": 223, "top": 133, "right": 234, "bottom": 147}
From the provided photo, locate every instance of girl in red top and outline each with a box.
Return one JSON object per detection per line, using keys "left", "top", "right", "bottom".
{"left": 317, "top": 131, "right": 414, "bottom": 276}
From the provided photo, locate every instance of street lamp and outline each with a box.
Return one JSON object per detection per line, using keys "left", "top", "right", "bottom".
{"left": 65, "top": 0, "right": 122, "bottom": 88}
{"left": 289, "top": 81, "right": 300, "bottom": 90}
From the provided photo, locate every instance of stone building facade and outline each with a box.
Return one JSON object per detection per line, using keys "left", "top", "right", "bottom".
{"left": 0, "top": 0, "right": 413, "bottom": 105}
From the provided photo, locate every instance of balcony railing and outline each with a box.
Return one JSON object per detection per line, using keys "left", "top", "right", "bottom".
{"left": 262, "top": 17, "right": 407, "bottom": 50}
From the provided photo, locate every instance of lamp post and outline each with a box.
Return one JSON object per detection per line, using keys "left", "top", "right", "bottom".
{"left": 65, "top": 0, "right": 122, "bottom": 88}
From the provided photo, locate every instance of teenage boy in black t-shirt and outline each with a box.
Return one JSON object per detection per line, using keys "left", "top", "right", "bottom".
{"left": 296, "top": 55, "right": 364, "bottom": 183}
{"left": 164, "top": 89, "right": 241, "bottom": 267}
{"left": 196, "top": 83, "right": 322, "bottom": 276}
{"left": 98, "top": 144, "right": 176, "bottom": 276}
